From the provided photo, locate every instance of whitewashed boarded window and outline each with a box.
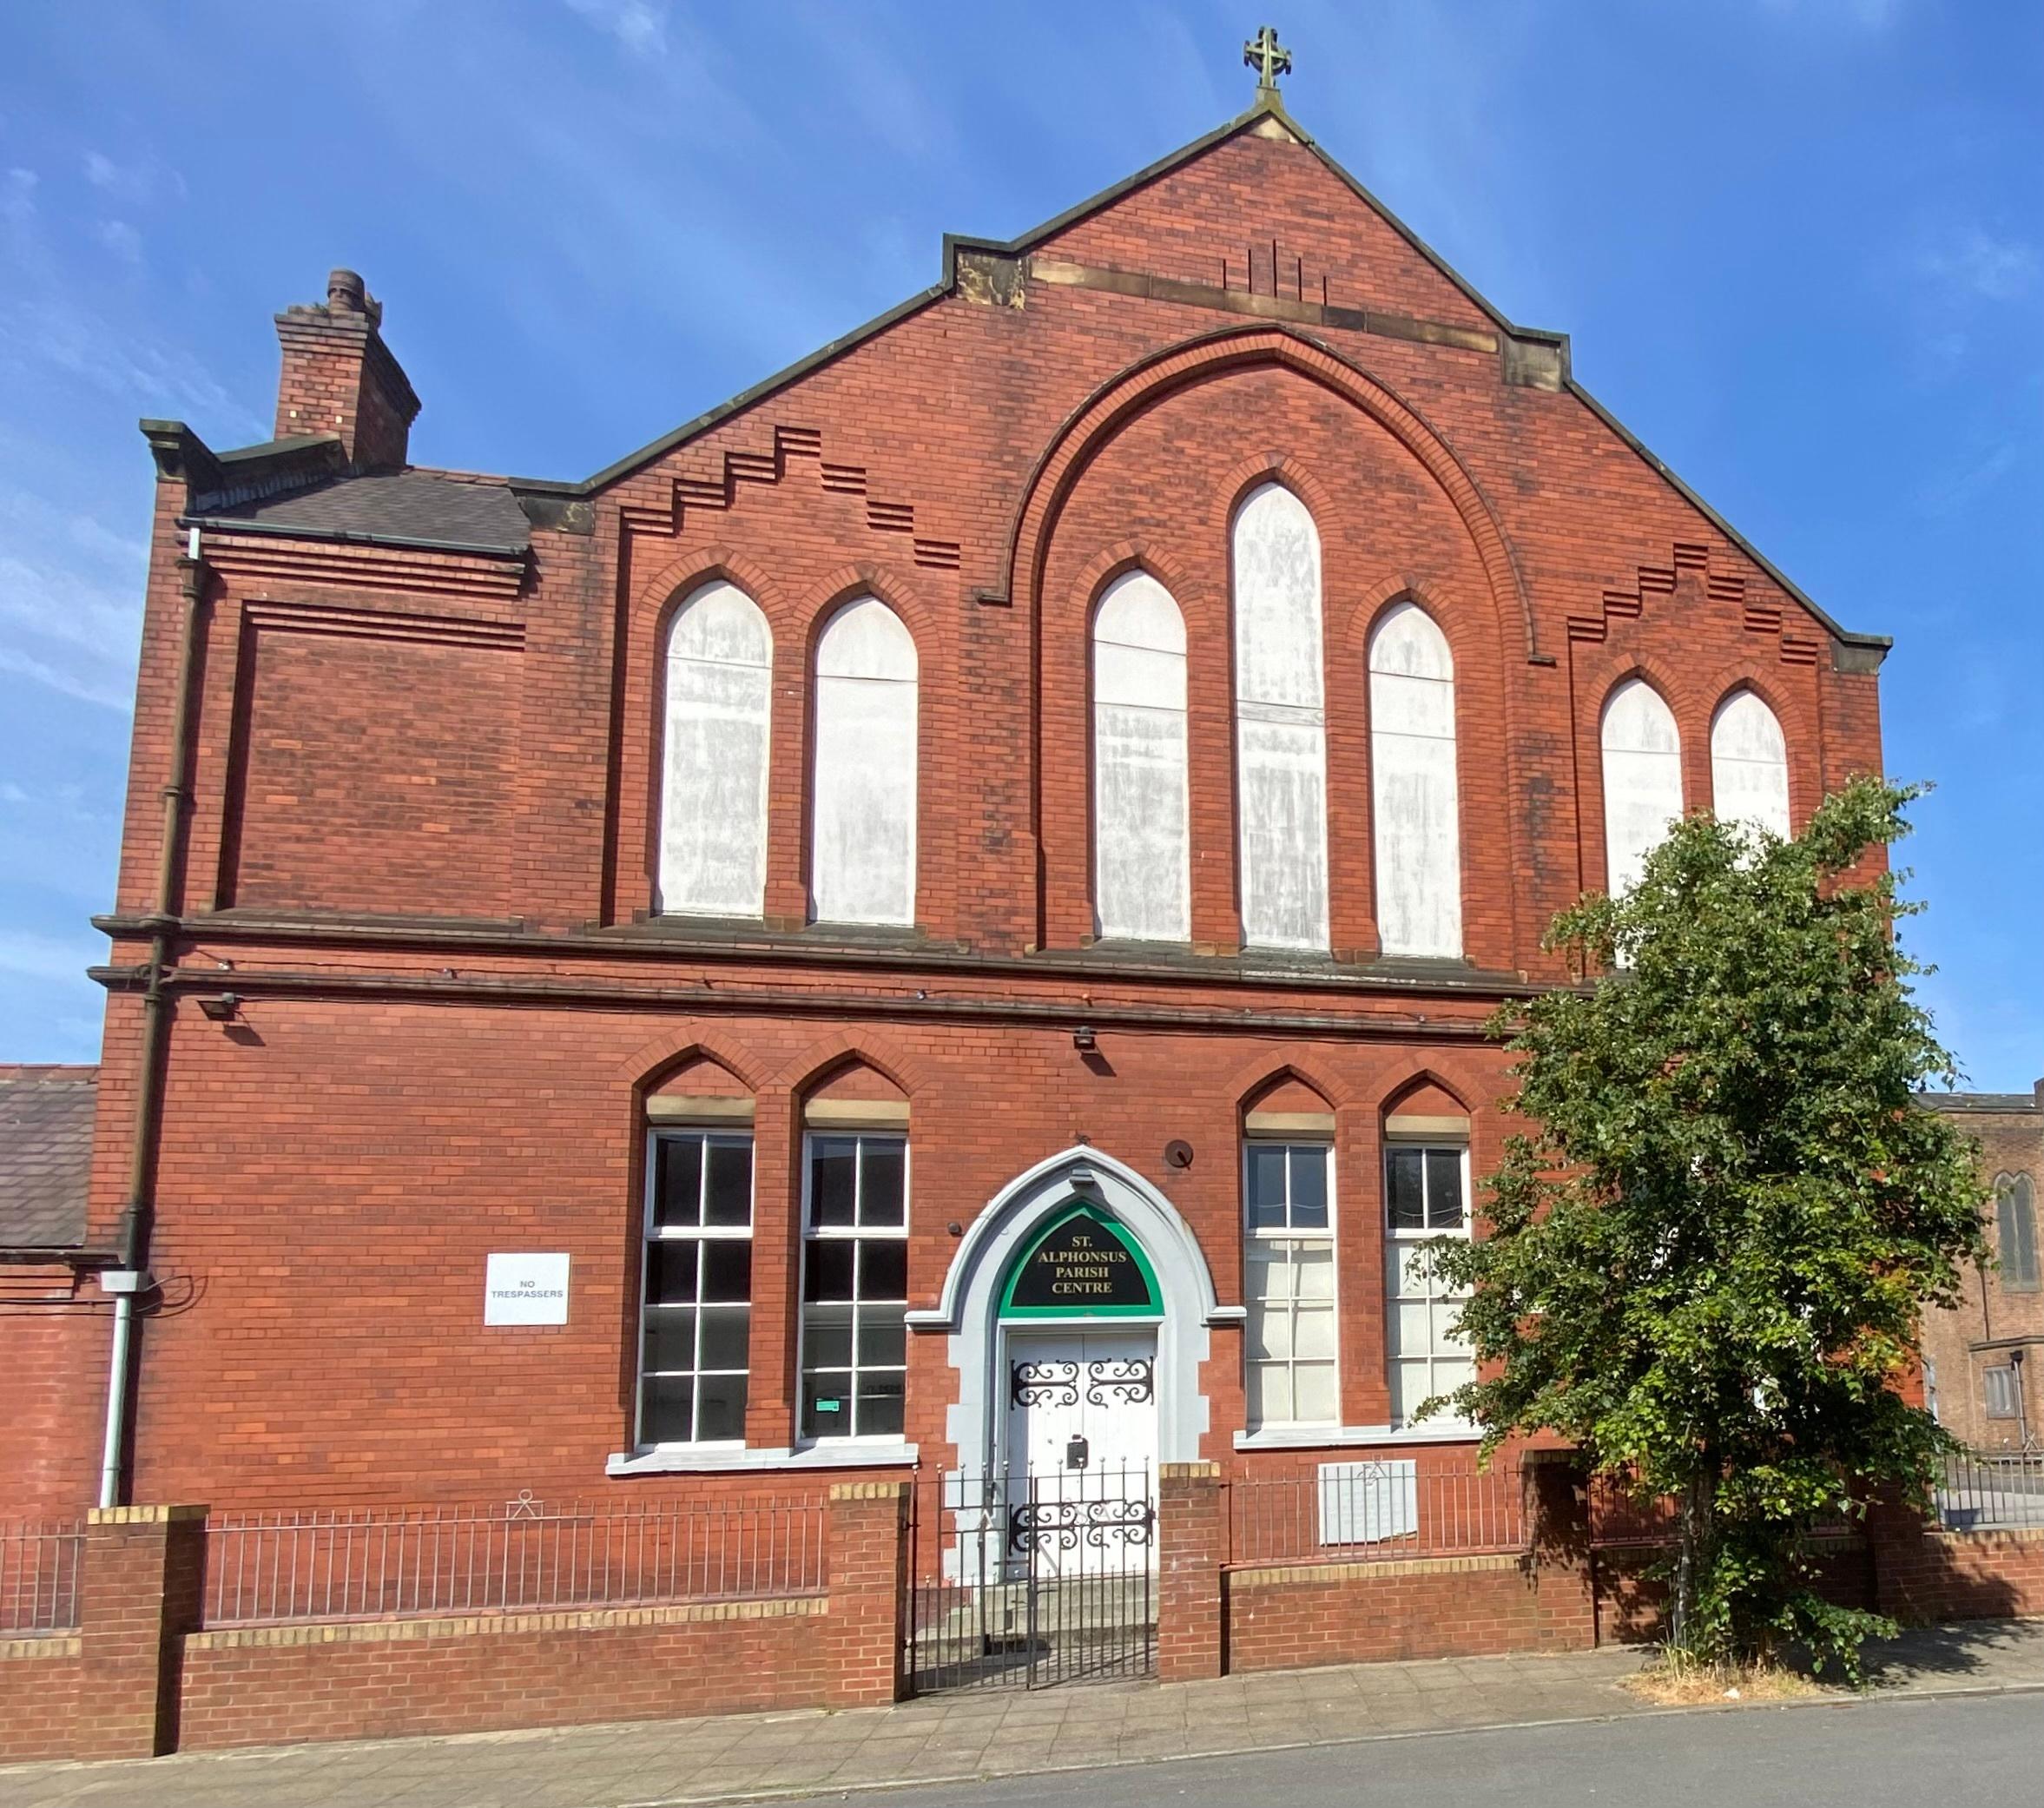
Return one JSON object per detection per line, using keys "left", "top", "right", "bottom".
{"left": 1600, "top": 678, "right": 1684, "bottom": 897}
{"left": 1232, "top": 484, "right": 1329, "bottom": 950}
{"left": 1092, "top": 571, "right": 1190, "bottom": 941}
{"left": 1368, "top": 604, "right": 1462, "bottom": 957}
{"left": 1710, "top": 690, "right": 1791, "bottom": 843}
{"left": 657, "top": 581, "right": 772, "bottom": 918}
{"left": 811, "top": 597, "right": 918, "bottom": 926}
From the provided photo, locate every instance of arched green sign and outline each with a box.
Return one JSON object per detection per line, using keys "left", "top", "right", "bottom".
{"left": 999, "top": 1203, "right": 1161, "bottom": 1319}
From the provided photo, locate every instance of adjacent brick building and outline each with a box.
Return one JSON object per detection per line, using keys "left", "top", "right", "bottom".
{"left": 1922, "top": 1085, "right": 2044, "bottom": 1450}
{"left": 12, "top": 78, "right": 1896, "bottom": 1525}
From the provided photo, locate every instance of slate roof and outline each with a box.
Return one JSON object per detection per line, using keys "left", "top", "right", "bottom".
{"left": 0, "top": 1066, "right": 97, "bottom": 1251}
{"left": 194, "top": 470, "right": 530, "bottom": 556}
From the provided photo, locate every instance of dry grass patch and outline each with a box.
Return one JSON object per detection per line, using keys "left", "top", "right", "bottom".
{"left": 1621, "top": 1656, "right": 1832, "bottom": 1706}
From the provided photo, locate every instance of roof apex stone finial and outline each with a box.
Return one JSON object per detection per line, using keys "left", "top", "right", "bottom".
{"left": 1243, "top": 23, "right": 1291, "bottom": 97}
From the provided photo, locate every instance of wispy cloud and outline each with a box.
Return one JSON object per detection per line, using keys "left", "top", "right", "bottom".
{"left": 564, "top": 0, "right": 669, "bottom": 59}
{"left": 1918, "top": 437, "right": 2024, "bottom": 519}
{"left": 82, "top": 150, "right": 185, "bottom": 207}
{"left": 1918, "top": 227, "right": 2040, "bottom": 304}
{"left": 92, "top": 219, "right": 142, "bottom": 264}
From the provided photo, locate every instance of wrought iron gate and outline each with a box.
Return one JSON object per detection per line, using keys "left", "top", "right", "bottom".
{"left": 907, "top": 1466, "right": 1156, "bottom": 1692}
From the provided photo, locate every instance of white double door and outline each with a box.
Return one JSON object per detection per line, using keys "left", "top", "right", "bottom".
{"left": 1003, "top": 1329, "right": 1157, "bottom": 1573}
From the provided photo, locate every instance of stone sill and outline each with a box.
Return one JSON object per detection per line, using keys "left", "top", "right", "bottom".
{"left": 607, "top": 1442, "right": 917, "bottom": 1477}
{"left": 0, "top": 1634, "right": 79, "bottom": 1662}
{"left": 1233, "top": 1424, "right": 1482, "bottom": 1452}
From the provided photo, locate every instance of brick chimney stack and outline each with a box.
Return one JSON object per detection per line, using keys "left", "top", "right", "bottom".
{"left": 273, "top": 267, "right": 421, "bottom": 471}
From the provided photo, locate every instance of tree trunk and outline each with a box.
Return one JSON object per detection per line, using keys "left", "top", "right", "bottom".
{"left": 1669, "top": 1469, "right": 1714, "bottom": 1658}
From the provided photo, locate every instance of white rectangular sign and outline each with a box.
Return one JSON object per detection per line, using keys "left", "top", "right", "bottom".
{"left": 485, "top": 1252, "right": 570, "bottom": 1326}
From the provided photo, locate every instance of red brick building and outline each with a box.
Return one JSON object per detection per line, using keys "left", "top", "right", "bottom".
{"left": 1922, "top": 1086, "right": 2044, "bottom": 1450}
{"left": 18, "top": 78, "right": 1891, "bottom": 1523}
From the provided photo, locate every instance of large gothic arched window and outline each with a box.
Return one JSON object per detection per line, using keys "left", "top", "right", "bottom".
{"left": 810, "top": 597, "right": 918, "bottom": 926}
{"left": 1231, "top": 484, "right": 1329, "bottom": 950}
{"left": 1368, "top": 602, "right": 1461, "bottom": 958}
{"left": 1710, "top": 689, "right": 1791, "bottom": 843}
{"left": 657, "top": 580, "right": 772, "bottom": 918}
{"left": 1600, "top": 677, "right": 1683, "bottom": 898}
{"left": 1092, "top": 571, "right": 1190, "bottom": 941}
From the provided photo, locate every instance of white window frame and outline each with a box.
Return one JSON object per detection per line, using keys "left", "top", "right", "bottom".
{"left": 1984, "top": 1363, "right": 2021, "bottom": 1421}
{"left": 637, "top": 1127, "right": 755, "bottom": 1450}
{"left": 1383, "top": 1138, "right": 1474, "bottom": 1429}
{"left": 798, "top": 1132, "right": 911, "bottom": 1445}
{"left": 1242, "top": 1139, "right": 1339, "bottom": 1432}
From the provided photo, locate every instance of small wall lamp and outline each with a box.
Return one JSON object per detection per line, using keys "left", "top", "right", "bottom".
{"left": 1071, "top": 1026, "right": 1097, "bottom": 1052}
{"left": 198, "top": 992, "right": 242, "bottom": 1023}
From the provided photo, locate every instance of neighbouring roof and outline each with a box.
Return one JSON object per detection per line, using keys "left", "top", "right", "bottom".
{"left": 1925, "top": 1088, "right": 2044, "bottom": 1117}
{"left": 193, "top": 469, "right": 531, "bottom": 557}
{"left": 0, "top": 1066, "right": 97, "bottom": 1251}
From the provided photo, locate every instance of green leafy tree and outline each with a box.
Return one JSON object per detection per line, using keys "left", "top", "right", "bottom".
{"left": 1424, "top": 776, "right": 1988, "bottom": 1679}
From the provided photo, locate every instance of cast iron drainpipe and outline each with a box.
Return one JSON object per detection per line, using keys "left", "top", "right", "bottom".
{"left": 97, "top": 527, "right": 208, "bottom": 1509}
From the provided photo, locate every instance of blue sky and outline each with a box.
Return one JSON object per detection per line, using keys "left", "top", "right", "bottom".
{"left": 0, "top": 1, "right": 2037, "bottom": 1085}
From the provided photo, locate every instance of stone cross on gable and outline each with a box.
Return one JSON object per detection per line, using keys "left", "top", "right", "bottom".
{"left": 1244, "top": 24, "right": 1292, "bottom": 95}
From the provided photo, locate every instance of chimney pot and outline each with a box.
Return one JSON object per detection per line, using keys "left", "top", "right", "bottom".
{"left": 326, "top": 267, "right": 367, "bottom": 313}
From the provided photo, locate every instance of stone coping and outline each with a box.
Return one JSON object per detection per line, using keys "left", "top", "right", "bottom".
{"left": 1228, "top": 1550, "right": 1525, "bottom": 1587}
{"left": 185, "top": 1594, "right": 825, "bottom": 1650}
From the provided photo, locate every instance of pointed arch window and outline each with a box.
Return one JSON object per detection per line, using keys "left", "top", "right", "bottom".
{"left": 810, "top": 597, "right": 918, "bottom": 927}
{"left": 657, "top": 581, "right": 772, "bottom": 918}
{"left": 1711, "top": 690, "right": 1791, "bottom": 843}
{"left": 1368, "top": 603, "right": 1462, "bottom": 958}
{"left": 1092, "top": 571, "right": 1190, "bottom": 941}
{"left": 1998, "top": 1174, "right": 2039, "bottom": 1291}
{"left": 1600, "top": 678, "right": 1684, "bottom": 897}
{"left": 1232, "top": 484, "right": 1329, "bottom": 950}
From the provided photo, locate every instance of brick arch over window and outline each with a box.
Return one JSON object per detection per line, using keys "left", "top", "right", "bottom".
{"left": 619, "top": 1032, "right": 770, "bottom": 1097}
{"left": 1002, "top": 326, "right": 1533, "bottom": 657}
{"left": 1023, "top": 327, "right": 1531, "bottom": 958}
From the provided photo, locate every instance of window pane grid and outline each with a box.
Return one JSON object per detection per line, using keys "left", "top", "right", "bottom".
{"left": 801, "top": 1134, "right": 909, "bottom": 1441}
{"left": 1244, "top": 1143, "right": 1335, "bottom": 1430}
{"left": 640, "top": 1132, "right": 754, "bottom": 1447}
{"left": 1384, "top": 1142, "right": 1472, "bottom": 1427}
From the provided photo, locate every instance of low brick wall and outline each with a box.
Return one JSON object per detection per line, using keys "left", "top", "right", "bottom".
{"left": 1592, "top": 1535, "right": 1875, "bottom": 1646}
{"left": 177, "top": 1597, "right": 830, "bottom": 1751}
{"left": 1225, "top": 1551, "right": 1593, "bottom": 1673}
{"left": 1876, "top": 1527, "right": 2044, "bottom": 1626}
{"left": 0, "top": 1636, "right": 82, "bottom": 1764}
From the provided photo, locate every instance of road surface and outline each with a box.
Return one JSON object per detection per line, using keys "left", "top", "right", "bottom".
{"left": 855, "top": 1691, "right": 2041, "bottom": 1807}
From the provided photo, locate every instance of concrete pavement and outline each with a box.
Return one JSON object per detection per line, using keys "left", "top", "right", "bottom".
{"left": 2, "top": 1620, "right": 2042, "bottom": 1808}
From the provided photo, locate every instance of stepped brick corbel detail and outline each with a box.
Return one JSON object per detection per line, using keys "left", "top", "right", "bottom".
{"left": 1567, "top": 541, "right": 1821, "bottom": 667}
{"left": 618, "top": 422, "right": 962, "bottom": 571}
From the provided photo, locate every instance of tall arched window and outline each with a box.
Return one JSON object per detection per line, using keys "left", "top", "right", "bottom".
{"left": 811, "top": 597, "right": 918, "bottom": 926}
{"left": 1600, "top": 677, "right": 1683, "bottom": 897}
{"left": 1232, "top": 483, "right": 1329, "bottom": 951}
{"left": 1368, "top": 603, "right": 1461, "bottom": 958}
{"left": 1998, "top": 1174, "right": 2040, "bottom": 1291}
{"left": 657, "top": 580, "right": 772, "bottom": 918}
{"left": 1092, "top": 571, "right": 1190, "bottom": 941}
{"left": 1710, "top": 689, "right": 1791, "bottom": 843}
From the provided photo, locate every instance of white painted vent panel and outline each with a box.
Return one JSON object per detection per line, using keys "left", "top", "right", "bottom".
{"left": 1232, "top": 484, "right": 1329, "bottom": 951}
{"left": 657, "top": 581, "right": 772, "bottom": 918}
{"left": 1368, "top": 603, "right": 1461, "bottom": 957}
{"left": 1600, "top": 678, "right": 1683, "bottom": 898}
{"left": 1317, "top": 1459, "right": 1418, "bottom": 1546}
{"left": 1093, "top": 571, "right": 1190, "bottom": 941}
{"left": 1710, "top": 690, "right": 1790, "bottom": 843}
{"left": 811, "top": 597, "right": 918, "bottom": 926}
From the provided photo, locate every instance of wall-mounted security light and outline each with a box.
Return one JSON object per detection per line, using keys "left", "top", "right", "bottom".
{"left": 198, "top": 992, "right": 242, "bottom": 1023}
{"left": 1071, "top": 1026, "right": 1097, "bottom": 1052}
